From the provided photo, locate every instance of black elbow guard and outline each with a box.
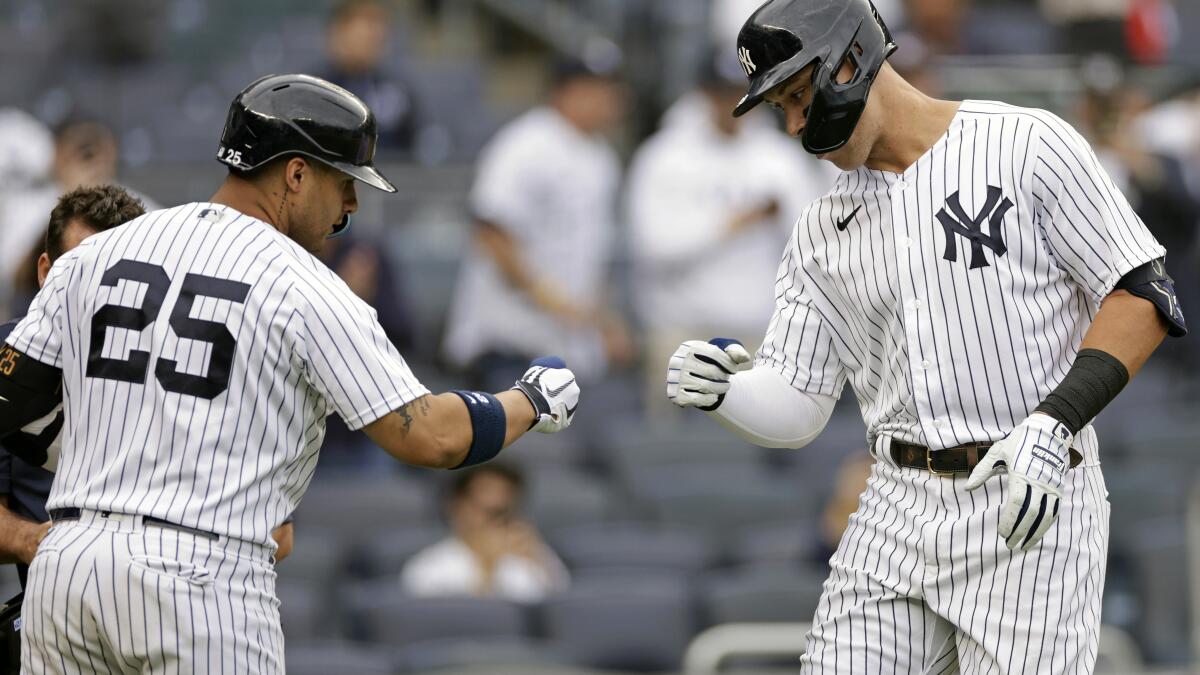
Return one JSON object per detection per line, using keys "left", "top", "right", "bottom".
{"left": 0, "top": 343, "right": 62, "bottom": 465}
{"left": 1115, "top": 258, "right": 1187, "bottom": 337}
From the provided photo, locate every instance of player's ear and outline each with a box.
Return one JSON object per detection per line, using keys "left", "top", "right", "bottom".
{"left": 282, "top": 156, "right": 309, "bottom": 194}
{"left": 36, "top": 252, "right": 51, "bottom": 288}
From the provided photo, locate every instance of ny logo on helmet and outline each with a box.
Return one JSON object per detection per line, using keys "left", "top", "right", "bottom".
{"left": 738, "top": 47, "right": 756, "bottom": 76}
{"left": 936, "top": 186, "right": 1013, "bottom": 269}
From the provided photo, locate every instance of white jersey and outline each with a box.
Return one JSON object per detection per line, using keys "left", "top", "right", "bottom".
{"left": 6, "top": 202, "right": 429, "bottom": 545}
{"left": 442, "top": 107, "right": 620, "bottom": 379}
{"left": 627, "top": 92, "right": 834, "bottom": 334}
{"left": 759, "top": 100, "right": 1164, "bottom": 451}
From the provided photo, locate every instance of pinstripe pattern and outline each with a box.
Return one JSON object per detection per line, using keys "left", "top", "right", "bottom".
{"left": 21, "top": 512, "right": 281, "bottom": 674}
{"left": 6, "top": 203, "right": 429, "bottom": 672}
{"left": 759, "top": 101, "right": 1163, "bottom": 449}
{"left": 7, "top": 203, "right": 428, "bottom": 545}
{"left": 800, "top": 435, "right": 1108, "bottom": 673}
{"left": 756, "top": 102, "right": 1153, "bottom": 671}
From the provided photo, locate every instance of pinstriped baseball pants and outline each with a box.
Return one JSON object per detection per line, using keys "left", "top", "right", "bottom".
{"left": 20, "top": 511, "right": 283, "bottom": 674}
{"left": 801, "top": 431, "right": 1109, "bottom": 674}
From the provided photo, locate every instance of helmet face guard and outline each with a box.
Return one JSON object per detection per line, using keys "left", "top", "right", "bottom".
{"left": 732, "top": 0, "right": 896, "bottom": 154}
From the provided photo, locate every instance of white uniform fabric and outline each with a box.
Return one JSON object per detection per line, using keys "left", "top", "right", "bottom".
{"left": 6, "top": 202, "right": 429, "bottom": 672}
{"left": 8, "top": 202, "right": 428, "bottom": 546}
{"left": 23, "top": 511, "right": 282, "bottom": 674}
{"left": 753, "top": 101, "right": 1162, "bottom": 672}
{"left": 401, "top": 536, "right": 570, "bottom": 603}
{"left": 761, "top": 101, "right": 1163, "bottom": 451}
{"left": 628, "top": 93, "right": 833, "bottom": 335}
{"left": 442, "top": 107, "right": 620, "bottom": 380}
{"left": 805, "top": 437, "right": 1109, "bottom": 673}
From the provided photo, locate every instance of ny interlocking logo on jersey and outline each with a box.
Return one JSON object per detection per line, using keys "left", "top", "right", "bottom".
{"left": 759, "top": 100, "right": 1164, "bottom": 451}
{"left": 758, "top": 98, "right": 1165, "bottom": 673}
{"left": 6, "top": 202, "right": 430, "bottom": 545}
{"left": 936, "top": 185, "right": 1012, "bottom": 268}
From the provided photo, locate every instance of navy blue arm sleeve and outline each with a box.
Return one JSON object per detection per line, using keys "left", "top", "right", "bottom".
{"left": 0, "top": 343, "right": 62, "bottom": 466}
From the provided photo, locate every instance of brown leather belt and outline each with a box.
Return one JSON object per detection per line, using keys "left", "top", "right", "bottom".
{"left": 890, "top": 440, "right": 1082, "bottom": 475}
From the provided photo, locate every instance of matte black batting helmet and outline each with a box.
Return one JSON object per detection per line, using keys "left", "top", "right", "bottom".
{"left": 732, "top": 0, "right": 896, "bottom": 154}
{"left": 217, "top": 73, "right": 397, "bottom": 195}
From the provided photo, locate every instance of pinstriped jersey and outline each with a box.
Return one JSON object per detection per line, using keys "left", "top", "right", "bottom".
{"left": 757, "top": 101, "right": 1165, "bottom": 450}
{"left": 6, "top": 203, "right": 429, "bottom": 545}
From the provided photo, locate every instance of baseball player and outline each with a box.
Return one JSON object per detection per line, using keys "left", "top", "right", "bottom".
{"left": 0, "top": 74, "right": 580, "bottom": 674}
{"left": 0, "top": 185, "right": 298, "bottom": 672}
{"left": 668, "top": 0, "right": 1186, "bottom": 671}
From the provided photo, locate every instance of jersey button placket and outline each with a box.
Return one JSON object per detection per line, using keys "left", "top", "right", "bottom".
{"left": 890, "top": 174, "right": 938, "bottom": 444}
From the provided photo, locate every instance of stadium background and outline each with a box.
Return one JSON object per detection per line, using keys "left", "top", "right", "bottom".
{"left": 0, "top": 0, "right": 1197, "bottom": 673}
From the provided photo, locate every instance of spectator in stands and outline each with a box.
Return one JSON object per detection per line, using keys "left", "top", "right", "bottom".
{"left": 626, "top": 51, "right": 832, "bottom": 416}
{"left": 0, "top": 118, "right": 157, "bottom": 313}
{"left": 442, "top": 59, "right": 633, "bottom": 392}
{"left": 402, "top": 464, "right": 569, "bottom": 602}
{"left": 316, "top": 233, "right": 418, "bottom": 471}
{"left": 1040, "top": 0, "right": 1177, "bottom": 63}
{"left": 1076, "top": 80, "right": 1200, "bottom": 370}
{"left": 321, "top": 0, "right": 421, "bottom": 155}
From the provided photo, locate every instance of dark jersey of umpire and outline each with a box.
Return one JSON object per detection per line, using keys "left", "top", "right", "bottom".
{"left": 0, "top": 319, "right": 55, "bottom": 589}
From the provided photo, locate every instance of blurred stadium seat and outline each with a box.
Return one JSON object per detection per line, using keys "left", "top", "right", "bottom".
{"left": 345, "top": 581, "right": 529, "bottom": 648}
{"left": 392, "top": 637, "right": 569, "bottom": 673}
{"left": 284, "top": 640, "right": 396, "bottom": 675}
{"left": 277, "top": 579, "right": 334, "bottom": 643}
{"left": 549, "top": 521, "right": 717, "bottom": 573}
{"left": 542, "top": 570, "right": 695, "bottom": 672}
{"left": 700, "top": 563, "right": 827, "bottom": 626}
{"left": 525, "top": 465, "right": 620, "bottom": 529}
{"left": 293, "top": 474, "right": 436, "bottom": 544}
{"left": 350, "top": 524, "right": 448, "bottom": 579}
{"left": 731, "top": 519, "right": 822, "bottom": 567}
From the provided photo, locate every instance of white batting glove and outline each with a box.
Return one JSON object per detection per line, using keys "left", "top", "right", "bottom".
{"left": 666, "top": 338, "right": 753, "bottom": 411}
{"left": 965, "top": 413, "right": 1073, "bottom": 551}
{"left": 512, "top": 357, "right": 579, "bottom": 433}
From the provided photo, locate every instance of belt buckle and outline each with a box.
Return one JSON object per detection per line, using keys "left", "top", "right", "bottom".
{"left": 926, "top": 449, "right": 959, "bottom": 477}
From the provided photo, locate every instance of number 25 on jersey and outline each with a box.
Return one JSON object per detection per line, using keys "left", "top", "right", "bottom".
{"left": 87, "top": 259, "right": 250, "bottom": 400}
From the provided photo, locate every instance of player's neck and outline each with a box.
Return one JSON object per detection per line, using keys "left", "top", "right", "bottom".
{"left": 863, "top": 75, "right": 962, "bottom": 175}
{"left": 210, "top": 178, "right": 288, "bottom": 233}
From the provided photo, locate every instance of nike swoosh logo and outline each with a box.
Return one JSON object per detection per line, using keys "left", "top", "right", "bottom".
{"left": 835, "top": 205, "right": 862, "bottom": 231}
{"left": 548, "top": 378, "right": 576, "bottom": 397}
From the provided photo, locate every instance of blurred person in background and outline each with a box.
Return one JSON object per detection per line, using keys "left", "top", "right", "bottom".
{"left": 0, "top": 118, "right": 158, "bottom": 313}
{"left": 321, "top": 0, "right": 422, "bottom": 155}
{"left": 442, "top": 59, "right": 633, "bottom": 392}
{"left": 1076, "top": 78, "right": 1200, "bottom": 369}
{"left": 626, "top": 51, "right": 832, "bottom": 417}
{"left": 1040, "top": 0, "right": 1178, "bottom": 63}
{"left": 317, "top": 232, "right": 419, "bottom": 471}
{"left": 402, "top": 464, "right": 569, "bottom": 602}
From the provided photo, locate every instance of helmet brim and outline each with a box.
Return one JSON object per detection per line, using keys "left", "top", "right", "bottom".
{"left": 334, "top": 162, "right": 397, "bottom": 193}
{"left": 731, "top": 53, "right": 821, "bottom": 118}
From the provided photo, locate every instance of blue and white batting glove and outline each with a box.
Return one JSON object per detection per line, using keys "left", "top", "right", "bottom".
{"left": 512, "top": 357, "right": 580, "bottom": 433}
{"left": 965, "top": 413, "right": 1073, "bottom": 551}
{"left": 666, "top": 338, "right": 753, "bottom": 411}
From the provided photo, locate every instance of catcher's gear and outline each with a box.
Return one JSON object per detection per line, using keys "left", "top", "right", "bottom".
{"left": 216, "top": 73, "right": 396, "bottom": 235}
{"left": 512, "top": 357, "right": 579, "bottom": 433}
{"left": 667, "top": 338, "right": 753, "bottom": 411}
{"left": 965, "top": 414, "right": 1074, "bottom": 551}
{"left": 732, "top": 0, "right": 896, "bottom": 154}
{"left": 0, "top": 591, "right": 21, "bottom": 672}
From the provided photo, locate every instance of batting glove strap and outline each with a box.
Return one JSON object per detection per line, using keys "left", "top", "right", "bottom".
{"left": 966, "top": 413, "right": 1073, "bottom": 551}
{"left": 512, "top": 359, "right": 579, "bottom": 434}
